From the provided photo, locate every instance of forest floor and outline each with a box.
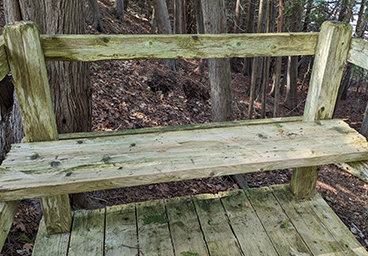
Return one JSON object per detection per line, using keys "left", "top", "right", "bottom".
{"left": 1, "top": 0, "right": 368, "bottom": 255}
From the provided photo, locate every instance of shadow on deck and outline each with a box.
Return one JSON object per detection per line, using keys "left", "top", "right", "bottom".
{"left": 32, "top": 184, "right": 368, "bottom": 256}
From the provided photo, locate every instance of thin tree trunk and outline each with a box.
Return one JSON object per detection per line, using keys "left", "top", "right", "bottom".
{"left": 242, "top": 0, "right": 256, "bottom": 76}
{"left": 174, "top": 0, "right": 182, "bottom": 34}
{"left": 152, "top": 0, "right": 178, "bottom": 71}
{"left": 115, "top": 0, "right": 125, "bottom": 22}
{"left": 194, "top": 0, "right": 206, "bottom": 74}
{"left": 230, "top": 0, "right": 243, "bottom": 72}
{"left": 86, "top": 0, "right": 105, "bottom": 31}
{"left": 283, "top": 1, "right": 301, "bottom": 110}
{"left": 201, "top": 0, "right": 233, "bottom": 122}
{"left": 248, "top": 0, "right": 268, "bottom": 119}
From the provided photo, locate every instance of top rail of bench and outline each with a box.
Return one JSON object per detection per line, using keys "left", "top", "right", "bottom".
{"left": 1, "top": 118, "right": 368, "bottom": 202}
{"left": 0, "top": 32, "right": 368, "bottom": 82}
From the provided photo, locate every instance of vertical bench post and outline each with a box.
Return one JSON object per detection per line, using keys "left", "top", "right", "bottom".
{"left": 3, "top": 21, "right": 72, "bottom": 234}
{"left": 290, "top": 21, "right": 352, "bottom": 199}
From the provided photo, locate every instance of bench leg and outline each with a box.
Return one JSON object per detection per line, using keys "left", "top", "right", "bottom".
{"left": 0, "top": 201, "right": 20, "bottom": 250}
{"left": 290, "top": 166, "right": 319, "bottom": 199}
{"left": 40, "top": 195, "right": 72, "bottom": 235}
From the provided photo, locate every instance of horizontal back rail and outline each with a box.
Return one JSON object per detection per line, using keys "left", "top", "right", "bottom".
{"left": 40, "top": 33, "right": 319, "bottom": 61}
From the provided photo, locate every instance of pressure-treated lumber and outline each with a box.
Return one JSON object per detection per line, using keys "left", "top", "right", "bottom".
{"left": 336, "top": 161, "right": 368, "bottom": 183}
{"left": 290, "top": 21, "right": 353, "bottom": 199}
{"left": 68, "top": 209, "right": 105, "bottom": 256}
{"left": 3, "top": 21, "right": 71, "bottom": 234}
{"left": 136, "top": 200, "right": 174, "bottom": 256}
{"left": 166, "top": 196, "right": 209, "bottom": 255}
{"left": 0, "top": 201, "right": 20, "bottom": 251}
{"left": 1, "top": 119, "right": 368, "bottom": 201}
{"left": 348, "top": 38, "right": 368, "bottom": 70}
{"left": 40, "top": 33, "right": 318, "bottom": 62}
{"left": 32, "top": 184, "right": 368, "bottom": 255}
{"left": 193, "top": 193, "right": 243, "bottom": 255}
{"left": 105, "top": 203, "right": 138, "bottom": 255}
{"left": 0, "top": 37, "right": 10, "bottom": 82}
{"left": 32, "top": 218, "right": 70, "bottom": 256}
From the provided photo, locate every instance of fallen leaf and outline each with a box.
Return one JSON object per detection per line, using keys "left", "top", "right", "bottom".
{"left": 23, "top": 243, "right": 33, "bottom": 254}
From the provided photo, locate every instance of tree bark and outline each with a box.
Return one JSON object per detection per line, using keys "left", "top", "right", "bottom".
{"left": 194, "top": 0, "right": 206, "bottom": 74}
{"left": 248, "top": 0, "right": 268, "bottom": 119}
{"left": 201, "top": 0, "right": 233, "bottom": 122}
{"left": 283, "top": 1, "right": 302, "bottom": 110}
{"left": 86, "top": 0, "right": 105, "bottom": 31}
{"left": 115, "top": 0, "right": 125, "bottom": 22}
{"left": 152, "top": 0, "right": 178, "bottom": 71}
{"left": 7, "top": 0, "right": 93, "bottom": 209}
{"left": 242, "top": 0, "right": 256, "bottom": 76}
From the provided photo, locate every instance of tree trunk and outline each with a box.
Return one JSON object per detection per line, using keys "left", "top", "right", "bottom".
{"left": 86, "top": 0, "right": 105, "bottom": 31}
{"left": 115, "top": 0, "right": 124, "bottom": 22}
{"left": 242, "top": 0, "right": 256, "bottom": 76}
{"left": 152, "top": 0, "right": 178, "bottom": 71}
{"left": 283, "top": 1, "right": 301, "bottom": 110}
{"left": 174, "top": 0, "right": 182, "bottom": 34}
{"left": 7, "top": 0, "right": 93, "bottom": 209}
{"left": 194, "top": 0, "right": 206, "bottom": 74}
{"left": 230, "top": 0, "right": 243, "bottom": 72}
{"left": 201, "top": 0, "right": 233, "bottom": 122}
{"left": 248, "top": 0, "right": 268, "bottom": 119}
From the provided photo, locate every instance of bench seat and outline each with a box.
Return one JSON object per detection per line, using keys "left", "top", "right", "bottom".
{"left": 1, "top": 118, "right": 368, "bottom": 202}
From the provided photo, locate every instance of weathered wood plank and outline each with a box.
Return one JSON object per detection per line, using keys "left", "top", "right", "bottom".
{"left": 219, "top": 190, "right": 277, "bottom": 255}
{"left": 0, "top": 201, "right": 20, "bottom": 251}
{"left": 68, "top": 209, "right": 105, "bottom": 256}
{"left": 40, "top": 195, "right": 72, "bottom": 235}
{"left": 1, "top": 119, "right": 368, "bottom": 201}
{"left": 136, "top": 199, "right": 174, "bottom": 256}
{"left": 165, "top": 196, "right": 209, "bottom": 256}
{"left": 272, "top": 184, "right": 348, "bottom": 255}
{"left": 3, "top": 21, "right": 71, "bottom": 234}
{"left": 291, "top": 21, "right": 353, "bottom": 199}
{"left": 58, "top": 116, "right": 302, "bottom": 140}
{"left": 3, "top": 21, "right": 58, "bottom": 142}
{"left": 192, "top": 193, "right": 243, "bottom": 255}
{"left": 246, "top": 187, "right": 311, "bottom": 255}
{"left": 308, "top": 191, "right": 368, "bottom": 255}
{"left": 40, "top": 33, "right": 318, "bottom": 62}
{"left": 0, "top": 37, "right": 10, "bottom": 82}
{"left": 336, "top": 161, "right": 368, "bottom": 183}
{"left": 105, "top": 203, "right": 138, "bottom": 256}
{"left": 348, "top": 38, "right": 368, "bottom": 70}
{"left": 32, "top": 217, "right": 70, "bottom": 256}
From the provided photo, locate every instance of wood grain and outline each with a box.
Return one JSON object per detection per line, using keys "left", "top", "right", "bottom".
{"left": 40, "top": 33, "right": 318, "bottom": 62}
{"left": 0, "top": 37, "right": 10, "bottom": 82}
{"left": 68, "top": 209, "right": 105, "bottom": 256}
{"left": 32, "top": 217, "right": 70, "bottom": 256}
{"left": 291, "top": 21, "right": 353, "bottom": 199}
{"left": 105, "top": 203, "right": 138, "bottom": 256}
{"left": 1, "top": 119, "right": 368, "bottom": 201}
{"left": 193, "top": 193, "right": 243, "bottom": 255}
{"left": 348, "top": 38, "right": 368, "bottom": 70}
{"left": 0, "top": 201, "right": 20, "bottom": 251}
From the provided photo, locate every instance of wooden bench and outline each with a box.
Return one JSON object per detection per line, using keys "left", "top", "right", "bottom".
{"left": 1, "top": 20, "right": 368, "bottom": 255}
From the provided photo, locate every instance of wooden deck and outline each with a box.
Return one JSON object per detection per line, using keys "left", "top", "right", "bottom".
{"left": 32, "top": 184, "right": 368, "bottom": 256}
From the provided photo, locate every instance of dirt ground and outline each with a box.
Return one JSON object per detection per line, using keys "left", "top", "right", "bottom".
{"left": 1, "top": 1, "right": 368, "bottom": 255}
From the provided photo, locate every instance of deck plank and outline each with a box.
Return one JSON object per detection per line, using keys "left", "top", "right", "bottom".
{"left": 105, "top": 203, "right": 138, "bottom": 256}
{"left": 271, "top": 185, "right": 347, "bottom": 255}
{"left": 308, "top": 192, "right": 368, "bottom": 256}
{"left": 166, "top": 196, "right": 209, "bottom": 256}
{"left": 2, "top": 119, "right": 368, "bottom": 201}
{"left": 246, "top": 187, "right": 312, "bottom": 255}
{"left": 32, "top": 217, "right": 69, "bottom": 256}
{"left": 192, "top": 193, "right": 244, "bottom": 256}
{"left": 219, "top": 190, "right": 278, "bottom": 256}
{"left": 136, "top": 199, "right": 174, "bottom": 256}
{"left": 68, "top": 209, "right": 105, "bottom": 256}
